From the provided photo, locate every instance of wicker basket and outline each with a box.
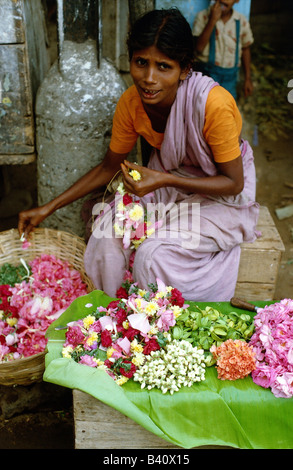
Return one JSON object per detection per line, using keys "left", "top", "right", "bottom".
{"left": 0, "top": 227, "right": 95, "bottom": 386}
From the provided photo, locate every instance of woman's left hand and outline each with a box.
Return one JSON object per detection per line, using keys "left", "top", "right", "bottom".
{"left": 120, "top": 160, "right": 165, "bottom": 197}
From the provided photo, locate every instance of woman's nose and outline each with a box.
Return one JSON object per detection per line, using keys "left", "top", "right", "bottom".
{"left": 144, "top": 66, "right": 157, "bottom": 84}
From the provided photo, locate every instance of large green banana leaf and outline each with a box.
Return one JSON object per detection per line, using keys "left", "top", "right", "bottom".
{"left": 44, "top": 290, "right": 293, "bottom": 449}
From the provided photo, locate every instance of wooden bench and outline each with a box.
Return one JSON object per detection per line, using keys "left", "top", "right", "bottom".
{"left": 73, "top": 205, "right": 285, "bottom": 449}
{"left": 235, "top": 206, "right": 285, "bottom": 301}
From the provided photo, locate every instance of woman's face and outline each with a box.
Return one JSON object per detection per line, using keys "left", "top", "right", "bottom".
{"left": 130, "top": 45, "right": 189, "bottom": 110}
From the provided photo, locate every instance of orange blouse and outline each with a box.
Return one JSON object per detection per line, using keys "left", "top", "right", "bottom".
{"left": 109, "top": 83, "right": 242, "bottom": 163}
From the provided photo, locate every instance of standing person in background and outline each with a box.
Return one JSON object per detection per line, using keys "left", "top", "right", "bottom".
{"left": 193, "top": 0, "right": 254, "bottom": 99}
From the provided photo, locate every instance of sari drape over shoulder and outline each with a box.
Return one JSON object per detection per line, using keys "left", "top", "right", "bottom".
{"left": 84, "top": 72, "right": 259, "bottom": 301}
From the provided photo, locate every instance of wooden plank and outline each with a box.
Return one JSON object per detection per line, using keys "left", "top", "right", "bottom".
{"left": 241, "top": 206, "right": 284, "bottom": 252}
{"left": 235, "top": 206, "right": 284, "bottom": 299}
{"left": 237, "top": 249, "right": 281, "bottom": 284}
{"left": 73, "top": 390, "right": 181, "bottom": 449}
{"left": 241, "top": 225, "right": 285, "bottom": 252}
{"left": 73, "top": 390, "right": 230, "bottom": 449}
{"left": 234, "top": 281, "right": 275, "bottom": 301}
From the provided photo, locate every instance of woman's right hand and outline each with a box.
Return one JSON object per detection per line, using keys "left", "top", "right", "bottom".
{"left": 18, "top": 204, "right": 53, "bottom": 238}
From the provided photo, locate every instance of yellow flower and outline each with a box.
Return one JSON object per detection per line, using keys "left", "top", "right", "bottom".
{"left": 131, "top": 339, "right": 143, "bottom": 353}
{"left": 113, "top": 223, "right": 124, "bottom": 236}
{"left": 138, "top": 289, "right": 147, "bottom": 297}
{"left": 129, "top": 169, "right": 141, "bottom": 181}
{"left": 155, "top": 291, "right": 164, "bottom": 299}
{"left": 117, "top": 182, "right": 126, "bottom": 195}
{"left": 171, "top": 305, "right": 182, "bottom": 318}
{"left": 145, "top": 301, "right": 159, "bottom": 316}
{"left": 149, "top": 325, "right": 159, "bottom": 335}
{"left": 122, "top": 320, "right": 129, "bottom": 329}
{"left": 135, "top": 298, "right": 143, "bottom": 311}
{"left": 83, "top": 315, "right": 95, "bottom": 329}
{"left": 132, "top": 352, "right": 145, "bottom": 366}
{"left": 117, "top": 200, "right": 125, "bottom": 212}
{"left": 131, "top": 237, "right": 146, "bottom": 249}
{"left": 62, "top": 345, "right": 74, "bottom": 358}
{"left": 6, "top": 317, "right": 18, "bottom": 327}
{"left": 116, "top": 376, "right": 129, "bottom": 386}
{"left": 0, "top": 310, "right": 4, "bottom": 320}
{"left": 146, "top": 228, "right": 155, "bottom": 237}
{"left": 94, "top": 358, "right": 105, "bottom": 367}
{"left": 129, "top": 204, "right": 144, "bottom": 221}
{"left": 107, "top": 347, "right": 115, "bottom": 358}
{"left": 86, "top": 331, "right": 98, "bottom": 346}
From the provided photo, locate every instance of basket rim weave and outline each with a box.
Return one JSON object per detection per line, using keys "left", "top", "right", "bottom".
{"left": 0, "top": 227, "right": 94, "bottom": 386}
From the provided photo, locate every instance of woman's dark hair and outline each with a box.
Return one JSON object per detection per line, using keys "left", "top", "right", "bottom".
{"left": 127, "top": 8, "right": 194, "bottom": 69}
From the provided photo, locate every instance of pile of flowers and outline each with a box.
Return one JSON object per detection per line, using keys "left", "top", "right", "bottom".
{"left": 133, "top": 339, "right": 206, "bottom": 394}
{"left": 0, "top": 254, "right": 88, "bottom": 362}
{"left": 62, "top": 277, "right": 193, "bottom": 387}
{"left": 249, "top": 299, "right": 293, "bottom": 398}
{"left": 211, "top": 339, "right": 256, "bottom": 381}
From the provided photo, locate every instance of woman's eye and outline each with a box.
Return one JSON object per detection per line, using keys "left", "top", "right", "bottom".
{"left": 158, "top": 63, "right": 171, "bottom": 70}
{"left": 135, "top": 58, "right": 147, "bottom": 66}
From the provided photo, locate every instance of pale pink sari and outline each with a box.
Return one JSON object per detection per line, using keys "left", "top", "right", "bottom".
{"left": 84, "top": 72, "right": 259, "bottom": 301}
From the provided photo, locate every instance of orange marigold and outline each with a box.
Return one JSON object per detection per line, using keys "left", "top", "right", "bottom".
{"left": 211, "top": 339, "right": 256, "bottom": 380}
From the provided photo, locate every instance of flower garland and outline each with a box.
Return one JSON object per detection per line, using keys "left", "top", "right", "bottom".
{"left": 0, "top": 255, "right": 88, "bottom": 362}
{"left": 62, "top": 276, "right": 191, "bottom": 386}
{"left": 249, "top": 299, "right": 293, "bottom": 398}
{"left": 113, "top": 169, "right": 161, "bottom": 251}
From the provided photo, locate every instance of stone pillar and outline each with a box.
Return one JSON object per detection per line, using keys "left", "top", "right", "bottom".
{"left": 36, "top": 0, "right": 126, "bottom": 237}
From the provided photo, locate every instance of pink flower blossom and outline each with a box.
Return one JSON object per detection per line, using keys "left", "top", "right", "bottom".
{"left": 156, "top": 309, "right": 176, "bottom": 331}
{"left": 79, "top": 355, "right": 97, "bottom": 367}
{"left": 251, "top": 299, "right": 293, "bottom": 398}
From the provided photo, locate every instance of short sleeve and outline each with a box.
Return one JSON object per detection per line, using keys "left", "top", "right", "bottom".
{"left": 109, "top": 91, "right": 139, "bottom": 154}
{"left": 240, "top": 16, "right": 254, "bottom": 48}
{"left": 203, "top": 86, "right": 242, "bottom": 163}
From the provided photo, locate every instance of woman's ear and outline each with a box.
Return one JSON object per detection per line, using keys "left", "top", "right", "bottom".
{"left": 180, "top": 66, "right": 192, "bottom": 81}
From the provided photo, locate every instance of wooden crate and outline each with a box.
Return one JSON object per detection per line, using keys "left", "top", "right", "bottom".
{"left": 235, "top": 206, "right": 285, "bottom": 301}
{"left": 73, "top": 389, "right": 229, "bottom": 449}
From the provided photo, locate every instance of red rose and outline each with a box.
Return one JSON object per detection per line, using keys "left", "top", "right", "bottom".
{"left": 170, "top": 288, "right": 185, "bottom": 307}
{"left": 123, "top": 194, "right": 133, "bottom": 206}
{"left": 143, "top": 338, "right": 160, "bottom": 355}
{"left": 122, "top": 326, "right": 140, "bottom": 341}
{"left": 119, "top": 360, "right": 136, "bottom": 378}
{"left": 115, "top": 308, "right": 127, "bottom": 325}
{"left": 104, "top": 359, "right": 113, "bottom": 369}
{"left": 100, "top": 329, "right": 113, "bottom": 348}
{"left": 116, "top": 286, "right": 128, "bottom": 299}
{"left": 65, "top": 325, "right": 84, "bottom": 348}
{"left": 0, "top": 285, "right": 12, "bottom": 297}
{"left": 107, "top": 300, "right": 120, "bottom": 309}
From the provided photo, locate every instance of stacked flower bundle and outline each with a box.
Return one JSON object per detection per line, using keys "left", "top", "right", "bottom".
{"left": 0, "top": 254, "right": 88, "bottom": 362}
